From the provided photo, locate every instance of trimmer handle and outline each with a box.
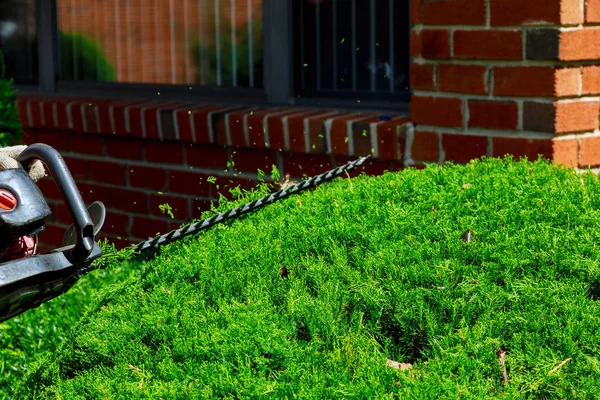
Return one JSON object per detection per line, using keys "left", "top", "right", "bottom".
{"left": 17, "top": 143, "right": 95, "bottom": 262}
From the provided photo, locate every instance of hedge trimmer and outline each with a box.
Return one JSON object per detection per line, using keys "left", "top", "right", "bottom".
{"left": 0, "top": 143, "right": 369, "bottom": 323}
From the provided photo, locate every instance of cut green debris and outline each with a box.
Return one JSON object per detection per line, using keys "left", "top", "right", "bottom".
{"left": 7, "top": 156, "right": 600, "bottom": 398}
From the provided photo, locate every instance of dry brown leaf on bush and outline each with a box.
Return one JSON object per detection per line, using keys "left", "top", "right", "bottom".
{"left": 386, "top": 358, "right": 413, "bottom": 370}
{"left": 462, "top": 183, "right": 472, "bottom": 189}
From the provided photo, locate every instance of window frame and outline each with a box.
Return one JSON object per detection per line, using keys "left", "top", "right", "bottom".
{"left": 21, "top": 0, "right": 409, "bottom": 111}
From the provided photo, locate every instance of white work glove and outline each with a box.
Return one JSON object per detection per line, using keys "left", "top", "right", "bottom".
{"left": 0, "top": 145, "right": 46, "bottom": 182}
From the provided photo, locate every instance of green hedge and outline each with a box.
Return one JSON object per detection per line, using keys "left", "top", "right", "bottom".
{"left": 9, "top": 156, "right": 600, "bottom": 398}
{"left": 0, "top": 52, "right": 23, "bottom": 146}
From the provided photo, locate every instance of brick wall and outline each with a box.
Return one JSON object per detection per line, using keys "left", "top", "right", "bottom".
{"left": 17, "top": 96, "right": 409, "bottom": 252}
{"left": 410, "top": 0, "right": 600, "bottom": 167}
{"left": 16, "top": 0, "right": 600, "bottom": 252}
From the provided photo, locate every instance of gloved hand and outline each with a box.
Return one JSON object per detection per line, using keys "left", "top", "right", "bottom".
{"left": 0, "top": 145, "right": 46, "bottom": 182}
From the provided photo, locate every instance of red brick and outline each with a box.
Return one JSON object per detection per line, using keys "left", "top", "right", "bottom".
{"left": 491, "top": 0, "right": 582, "bottom": 26}
{"left": 248, "top": 108, "right": 288, "bottom": 148}
{"left": 129, "top": 165, "right": 167, "bottom": 190}
{"left": 35, "top": 130, "right": 69, "bottom": 152}
{"left": 111, "top": 188, "right": 147, "bottom": 213}
{"left": 468, "top": 101, "right": 519, "bottom": 130}
{"left": 231, "top": 148, "right": 278, "bottom": 173}
{"left": 226, "top": 109, "right": 252, "bottom": 147}
{"left": 580, "top": 136, "right": 600, "bottom": 167}
{"left": 17, "top": 98, "right": 30, "bottom": 128}
{"left": 350, "top": 114, "right": 380, "bottom": 157}
{"left": 150, "top": 194, "right": 189, "bottom": 220}
{"left": 54, "top": 203, "right": 72, "bottom": 225}
{"left": 454, "top": 30, "right": 522, "bottom": 60}
{"left": 112, "top": 101, "right": 150, "bottom": 135}
{"left": 100, "top": 211, "right": 129, "bottom": 236}
{"left": 554, "top": 68, "right": 581, "bottom": 97}
{"left": 81, "top": 101, "right": 102, "bottom": 134}
{"left": 67, "top": 102, "right": 84, "bottom": 132}
{"left": 186, "top": 143, "right": 230, "bottom": 169}
{"left": 555, "top": 101, "right": 599, "bottom": 133}
{"left": 411, "top": 31, "right": 422, "bottom": 58}
{"left": 37, "top": 178, "right": 62, "bottom": 201}
{"left": 62, "top": 156, "right": 89, "bottom": 180}
{"left": 553, "top": 139, "right": 578, "bottom": 167}
{"left": 282, "top": 153, "right": 334, "bottom": 178}
{"left": 583, "top": 66, "right": 600, "bottom": 95}
{"left": 42, "top": 102, "right": 56, "bottom": 129}
{"left": 442, "top": 134, "right": 488, "bottom": 163}
{"left": 308, "top": 112, "right": 347, "bottom": 154}
{"left": 29, "top": 100, "right": 43, "bottom": 128}
{"left": 410, "top": 63, "right": 436, "bottom": 91}
{"left": 145, "top": 140, "right": 184, "bottom": 164}
{"left": 70, "top": 134, "right": 105, "bottom": 155}
{"left": 421, "top": 30, "right": 451, "bottom": 60}
{"left": 411, "top": 131, "right": 439, "bottom": 162}
{"left": 410, "top": 96, "right": 464, "bottom": 128}
{"left": 492, "top": 137, "right": 553, "bottom": 161}
{"left": 174, "top": 105, "right": 209, "bottom": 142}
{"left": 54, "top": 100, "right": 72, "bottom": 131}
{"left": 95, "top": 102, "right": 113, "bottom": 135}
{"left": 168, "top": 170, "right": 210, "bottom": 196}
{"left": 193, "top": 105, "right": 240, "bottom": 144}
{"left": 423, "top": 0, "right": 486, "bottom": 25}
{"left": 78, "top": 182, "right": 112, "bottom": 207}
{"left": 131, "top": 216, "right": 169, "bottom": 239}
{"left": 560, "top": 28, "right": 600, "bottom": 61}
{"left": 411, "top": 0, "right": 422, "bottom": 24}
{"left": 525, "top": 101, "right": 600, "bottom": 133}
{"left": 39, "top": 223, "right": 67, "bottom": 249}
{"left": 22, "top": 128, "right": 35, "bottom": 145}
{"left": 376, "top": 117, "right": 411, "bottom": 161}
{"left": 494, "top": 67, "right": 557, "bottom": 97}
{"left": 266, "top": 110, "right": 300, "bottom": 151}
{"left": 127, "top": 103, "right": 149, "bottom": 138}
{"left": 89, "top": 160, "right": 126, "bottom": 185}
{"left": 438, "top": 65, "right": 487, "bottom": 95}
{"left": 106, "top": 136, "right": 144, "bottom": 160}
{"left": 588, "top": 0, "right": 600, "bottom": 22}
{"left": 329, "top": 114, "right": 371, "bottom": 156}
{"left": 285, "top": 110, "right": 335, "bottom": 153}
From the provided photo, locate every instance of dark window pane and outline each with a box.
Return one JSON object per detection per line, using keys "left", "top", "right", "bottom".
{"left": 294, "top": 0, "right": 409, "bottom": 100}
{"left": 0, "top": 0, "right": 38, "bottom": 84}
{"left": 56, "top": 0, "right": 263, "bottom": 88}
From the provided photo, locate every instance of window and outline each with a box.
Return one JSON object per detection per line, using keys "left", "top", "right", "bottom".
{"left": 56, "top": 0, "right": 263, "bottom": 88}
{"left": 294, "top": 0, "right": 409, "bottom": 101}
{"left": 0, "top": 0, "right": 38, "bottom": 84}
{"left": 6, "top": 0, "right": 410, "bottom": 106}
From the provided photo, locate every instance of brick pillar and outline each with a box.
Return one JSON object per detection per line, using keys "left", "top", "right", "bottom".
{"left": 410, "top": 0, "right": 600, "bottom": 168}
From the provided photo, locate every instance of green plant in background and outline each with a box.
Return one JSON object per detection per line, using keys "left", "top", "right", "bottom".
{"left": 0, "top": 51, "right": 23, "bottom": 146}
{"left": 59, "top": 31, "right": 115, "bottom": 82}
{"left": 190, "top": 15, "right": 263, "bottom": 87}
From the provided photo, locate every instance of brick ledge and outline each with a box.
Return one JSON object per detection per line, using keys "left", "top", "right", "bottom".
{"left": 17, "top": 95, "right": 411, "bottom": 162}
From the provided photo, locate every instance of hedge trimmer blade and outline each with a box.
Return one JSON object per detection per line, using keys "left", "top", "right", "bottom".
{"left": 81, "top": 155, "right": 371, "bottom": 274}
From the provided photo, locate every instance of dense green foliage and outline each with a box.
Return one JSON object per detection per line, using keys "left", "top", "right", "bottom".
{"left": 0, "top": 52, "right": 22, "bottom": 146}
{"left": 4, "top": 156, "right": 600, "bottom": 398}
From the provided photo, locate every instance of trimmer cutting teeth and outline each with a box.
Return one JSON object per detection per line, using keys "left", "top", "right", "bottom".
{"left": 0, "top": 143, "right": 369, "bottom": 323}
